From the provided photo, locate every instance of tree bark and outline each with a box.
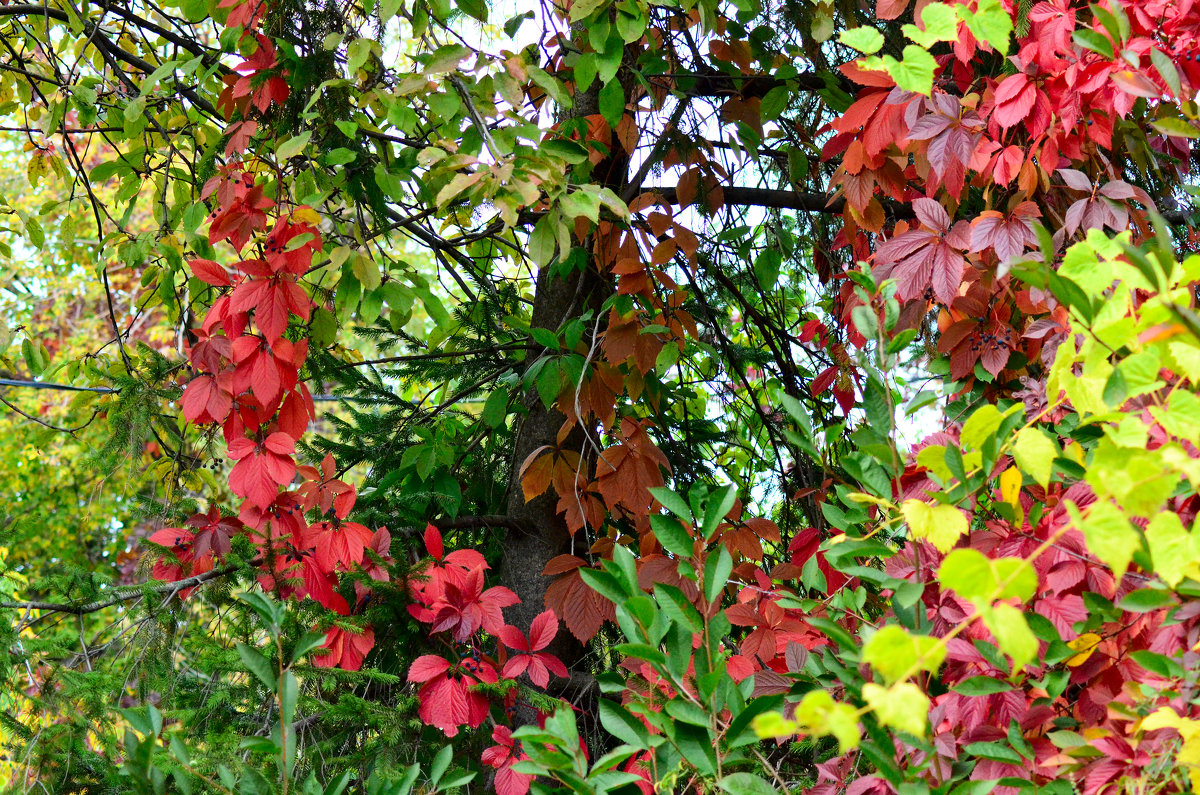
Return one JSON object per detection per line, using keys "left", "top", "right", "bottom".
{"left": 497, "top": 38, "right": 634, "bottom": 685}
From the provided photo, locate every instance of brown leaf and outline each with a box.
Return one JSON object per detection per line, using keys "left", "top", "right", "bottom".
{"left": 519, "top": 446, "right": 554, "bottom": 502}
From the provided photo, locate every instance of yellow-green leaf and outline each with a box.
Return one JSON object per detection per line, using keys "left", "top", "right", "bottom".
{"left": 1145, "top": 512, "right": 1198, "bottom": 588}
{"left": 1012, "top": 427, "right": 1057, "bottom": 489}
{"left": 958, "top": 0, "right": 1013, "bottom": 52}
{"left": 839, "top": 27, "right": 884, "bottom": 54}
{"left": 902, "top": 499, "right": 967, "bottom": 553}
{"left": 793, "top": 690, "right": 861, "bottom": 753}
{"left": 903, "top": 3, "right": 958, "bottom": 47}
{"left": 980, "top": 603, "right": 1038, "bottom": 672}
{"left": 862, "top": 625, "right": 945, "bottom": 683}
{"left": 1068, "top": 499, "right": 1141, "bottom": 579}
{"left": 885, "top": 45, "right": 938, "bottom": 96}
{"left": 862, "top": 682, "right": 929, "bottom": 738}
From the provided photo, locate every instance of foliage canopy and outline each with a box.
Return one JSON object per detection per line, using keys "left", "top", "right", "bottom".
{"left": 2, "top": 0, "right": 1200, "bottom": 792}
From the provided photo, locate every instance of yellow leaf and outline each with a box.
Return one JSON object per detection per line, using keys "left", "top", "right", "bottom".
{"left": 846, "top": 492, "right": 894, "bottom": 508}
{"left": 1065, "top": 632, "right": 1102, "bottom": 666}
{"left": 291, "top": 206, "right": 321, "bottom": 225}
{"left": 999, "top": 466, "right": 1022, "bottom": 509}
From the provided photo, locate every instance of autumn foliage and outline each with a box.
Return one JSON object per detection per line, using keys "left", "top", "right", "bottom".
{"left": 5, "top": 0, "right": 1200, "bottom": 791}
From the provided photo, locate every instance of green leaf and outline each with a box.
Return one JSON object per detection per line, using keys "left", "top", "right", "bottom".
{"left": 279, "top": 671, "right": 298, "bottom": 725}
{"left": 570, "top": 0, "right": 609, "bottom": 22}
{"left": 1129, "top": 650, "right": 1186, "bottom": 678}
{"left": 951, "top": 676, "right": 1015, "bottom": 696}
{"left": 673, "top": 723, "right": 718, "bottom": 776}
{"left": 939, "top": 548, "right": 1035, "bottom": 603}
{"left": 481, "top": 389, "right": 509, "bottom": 428}
{"left": 579, "top": 568, "right": 627, "bottom": 604}
{"left": 979, "top": 603, "right": 1037, "bottom": 672}
{"left": 704, "top": 546, "right": 733, "bottom": 605}
{"left": 430, "top": 745, "right": 452, "bottom": 786}
{"left": 649, "top": 514, "right": 694, "bottom": 558}
{"left": 701, "top": 484, "right": 737, "bottom": 540}
{"left": 458, "top": 0, "right": 488, "bottom": 22}
{"left": 346, "top": 38, "right": 376, "bottom": 74}
{"left": 793, "top": 690, "right": 862, "bottom": 752}
{"left": 718, "top": 773, "right": 778, "bottom": 795}
{"left": 989, "top": 557, "right": 1037, "bottom": 602}
{"left": 1151, "top": 116, "right": 1200, "bottom": 139}
{"left": 599, "top": 700, "right": 650, "bottom": 748}
{"left": 528, "top": 214, "right": 559, "bottom": 267}
{"left": 885, "top": 45, "right": 938, "bottom": 96}
{"left": 274, "top": 130, "right": 312, "bottom": 160}
{"left": 238, "top": 592, "right": 283, "bottom": 633}
{"left": 542, "top": 138, "right": 589, "bottom": 164}
{"left": 665, "top": 699, "right": 710, "bottom": 727}
{"left": 424, "top": 44, "right": 471, "bottom": 74}
{"left": 290, "top": 631, "right": 328, "bottom": 664}
{"left": 811, "top": 4, "right": 834, "bottom": 41}
{"left": 839, "top": 26, "right": 884, "bottom": 54}
{"left": 1072, "top": 29, "right": 1114, "bottom": 59}
{"left": 961, "top": 404, "right": 1020, "bottom": 449}
{"left": 964, "top": 741, "right": 1023, "bottom": 764}
{"left": 1145, "top": 512, "right": 1197, "bottom": 587}
{"left": 1151, "top": 48, "right": 1182, "bottom": 97}
{"left": 1116, "top": 588, "right": 1175, "bottom": 613}
{"left": 649, "top": 487, "right": 692, "bottom": 520}
{"left": 903, "top": 2, "right": 958, "bottom": 47}
{"left": 560, "top": 190, "right": 600, "bottom": 223}
{"left": 599, "top": 79, "right": 625, "bottom": 127}
{"left": 236, "top": 643, "right": 276, "bottom": 689}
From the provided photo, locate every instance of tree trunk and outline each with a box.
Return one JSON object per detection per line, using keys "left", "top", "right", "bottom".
{"left": 497, "top": 42, "right": 633, "bottom": 689}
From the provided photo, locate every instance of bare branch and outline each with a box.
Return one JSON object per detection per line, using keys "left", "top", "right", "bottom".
{"left": 0, "top": 560, "right": 257, "bottom": 616}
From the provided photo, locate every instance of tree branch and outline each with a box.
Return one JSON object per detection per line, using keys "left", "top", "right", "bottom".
{"left": 645, "top": 184, "right": 864, "bottom": 215}
{"left": 644, "top": 185, "right": 1194, "bottom": 226}
{"left": 651, "top": 69, "right": 854, "bottom": 99}
{"left": 0, "top": 560, "right": 255, "bottom": 616}
{"left": 0, "top": 4, "right": 221, "bottom": 119}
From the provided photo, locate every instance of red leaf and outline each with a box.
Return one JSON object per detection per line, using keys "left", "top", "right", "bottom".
{"left": 407, "top": 654, "right": 450, "bottom": 683}
{"left": 913, "top": 198, "right": 950, "bottom": 231}
{"left": 811, "top": 365, "right": 839, "bottom": 396}
{"left": 312, "top": 623, "right": 374, "bottom": 671}
{"left": 1057, "top": 168, "right": 1092, "bottom": 191}
{"left": 189, "top": 258, "right": 232, "bottom": 286}
{"left": 528, "top": 610, "right": 559, "bottom": 651}
{"left": 301, "top": 519, "right": 374, "bottom": 571}
{"left": 228, "top": 438, "right": 296, "bottom": 509}
{"left": 181, "top": 372, "right": 233, "bottom": 425}
{"left": 497, "top": 624, "right": 530, "bottom": 652}
{"left": 501, "top": 655, "right": 531, "bottom": 680}
{"left": 494, "top": 765, "right": 533, "bottom": 795}
{"left": 876, "top": 0, "right": 909, "bottom": 19}
{"left": 543, "top": 554, "right": 586, "bottom": 576}
{"left": 540, "top": 652, "right": 568, "bottom": 679}
{"left": 424, "top": 523, "right": 444, "bottom": 560}
{"left": 525, "top": 657, "right": 550, "bottom": 688}
{"left": 992, "top": 74, "right": 1037, "bottom": 129}
{"left": 1034, "top": 593, "right": 1087, "bottom": 639}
